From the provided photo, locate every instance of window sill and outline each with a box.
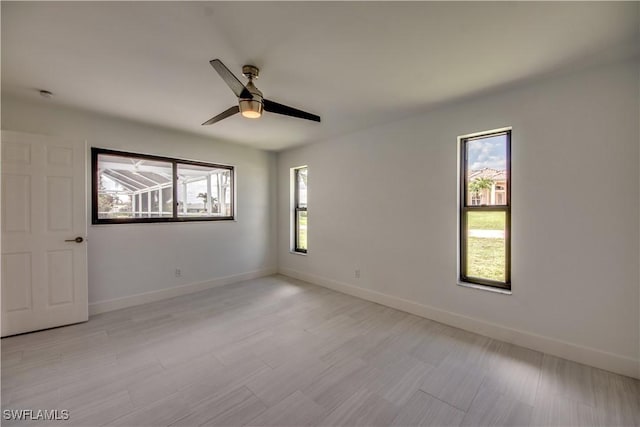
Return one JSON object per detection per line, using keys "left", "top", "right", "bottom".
{"left": 92, "top": 218, "right": 237, "bottom": 227}
{"left": 457, "top": 281, "right": 512, "bottom": 295}
{"left": 289, "top": 250, "right": 307, "bottom": 256}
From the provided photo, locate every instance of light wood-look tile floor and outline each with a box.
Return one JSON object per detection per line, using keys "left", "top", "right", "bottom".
{"left": 2, "top": 275, "right": 638, "bottom": 426}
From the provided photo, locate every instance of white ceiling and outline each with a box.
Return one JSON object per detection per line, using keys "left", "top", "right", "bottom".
{"left": 2, "top": 2, "right": 638, "bottom": 151}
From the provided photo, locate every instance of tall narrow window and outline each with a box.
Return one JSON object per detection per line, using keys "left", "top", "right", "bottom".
{"left": 460, "top": 130, "right": 511, "bottom": 289}
{"left": 293, "top": 166, "right": 308, "bottom": 253}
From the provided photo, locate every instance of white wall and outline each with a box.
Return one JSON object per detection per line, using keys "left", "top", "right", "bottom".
{"left": 278, "top": 59, "right": 640, "bottom": 378}
{"left": 2, "top": 96, "right": 277, "bottom": 311}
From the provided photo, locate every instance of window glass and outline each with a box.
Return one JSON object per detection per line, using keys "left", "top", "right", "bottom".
{"left": 177, "top": 164, "right": 232, "bottom": 217}
{"left": 297, "top": 168, "right": 307, "bottom": 207}
{"left": 96, "top": 153, "right": 172, "bottom": 219}
{"left": 464, "top": 211, "right": 506, "bottom": 282}
{"left": 466, "top": 135, "right": 508, "bottom": 206}
{"left": 296, "top": 210, "right": 308, "bottom": 252}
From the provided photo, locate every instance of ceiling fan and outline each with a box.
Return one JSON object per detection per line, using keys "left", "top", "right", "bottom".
{"left": 202, "top": 59, "right": 321, "bottom": 125}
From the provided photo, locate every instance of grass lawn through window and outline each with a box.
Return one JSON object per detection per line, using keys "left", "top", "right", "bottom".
{"left": 298, "top": 211, "right": 308, "bottom": 250}
{"left": 466, "top": 211, "right": 506, "bottom": 282}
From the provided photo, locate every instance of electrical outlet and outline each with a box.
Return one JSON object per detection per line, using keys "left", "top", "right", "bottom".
{"left": 355, "top": 269, "right": 360, "bottom": 279}
{"left": 175, "top": 268, "right": 182, "bottom": 277}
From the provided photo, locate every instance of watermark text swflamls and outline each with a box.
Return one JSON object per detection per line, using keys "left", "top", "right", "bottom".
{"left": 3, "top": 409, "right": 70, "bottom": 421}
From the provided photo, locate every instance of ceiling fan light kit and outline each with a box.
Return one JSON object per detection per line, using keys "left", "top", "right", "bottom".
{"left": 202, "top": 59, "right": 321, "bottom": 126}
{"left": 240, "top": 99, "right": 262, "bottom": 118}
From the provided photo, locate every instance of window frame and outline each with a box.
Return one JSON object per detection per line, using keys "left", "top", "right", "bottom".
{"left": 293, "top": 166, "right": 308, "bottom": 253}
{"left": 91, "top": 148, "right": 235, "bottom": 224}
{"left": 459, "top": 129, "right": 511, "bottom": 290}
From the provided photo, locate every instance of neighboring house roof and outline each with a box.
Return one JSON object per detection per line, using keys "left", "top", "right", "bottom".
{"left": 468, "top": 168, "right": 506, "bottom": 182}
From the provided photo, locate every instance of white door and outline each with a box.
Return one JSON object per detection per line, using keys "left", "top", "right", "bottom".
{"left": 1, "top": 131, "right": 88, "bottom": 337}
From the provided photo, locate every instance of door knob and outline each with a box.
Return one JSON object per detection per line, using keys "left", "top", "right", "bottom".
{"left": 65, "top": 237, "right": 84, "bottom": 243}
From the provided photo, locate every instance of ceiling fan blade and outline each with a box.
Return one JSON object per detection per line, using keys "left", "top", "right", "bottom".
{"left": 263, "top": 99, "right": 321, "bottom": 122}
{"left": 209, "top": 59, "right": 253, "bottom": 99}
{"left": 201, "top": 105, "right": 240, "bottom": 125}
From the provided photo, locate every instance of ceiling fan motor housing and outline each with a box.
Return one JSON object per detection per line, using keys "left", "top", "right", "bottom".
{"left": 242, "top": 65, "right": 259, "bottom": 80}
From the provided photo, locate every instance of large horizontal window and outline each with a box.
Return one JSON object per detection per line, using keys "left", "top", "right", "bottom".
{"left": 92, "top": 148, "right": 234, "bottom": 224}
{"left": 459, "top": 129, "right": 511, "bottom": 289}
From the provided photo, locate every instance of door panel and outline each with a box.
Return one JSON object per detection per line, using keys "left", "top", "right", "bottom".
{"left": 2, "top": 174, "right": 31, "bottom": 233}
{"left": 1, "top": 131, "right": 88, "bottom": 336}
{"left": 47, "top": 146, "right": 73, "bottom": 167}
{"left": 2, "top": 253, "right": 32, "bottom": 311}
{"left": 46, "top": 250, "right": 74, "bottom": 306}
{"left": 2, "top": 141, "right": 31, "bottom": 165}
{"left": 47, "top": 176, "right": 73, "bottom": 231}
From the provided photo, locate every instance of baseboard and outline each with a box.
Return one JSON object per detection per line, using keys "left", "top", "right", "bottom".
{"left": 279, "top": 268, "right": 639, "bottom": 379}
{"left": 89, "top": 268, "right": 277, "bottom": 316}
